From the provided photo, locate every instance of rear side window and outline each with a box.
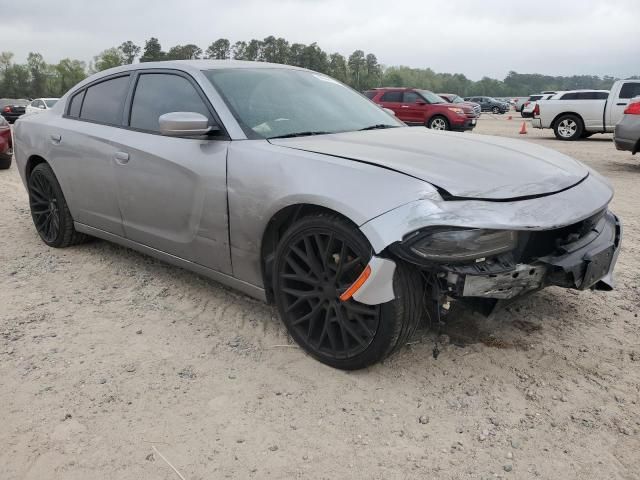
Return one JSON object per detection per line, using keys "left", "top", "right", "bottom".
{"left": 68, "top": 91, "right": 85, "bottom": 117}
{"left": 529, "top": 95, "right": 542, "bottom": 101}
{"left": 561, "top": 92, "right": 578, "bottom": 100}
{"left": 380, "top": 91, "right": 403, "bottom": 102}
{"left": 363, "top": 91, "right": 376, "bottom": 99}
{"left": 80, "top": 76, "right": 130, "bottom": 125}
{"left": 619, "top": 82, "right": 640, "bottom": 99}
{"left": 129, "top": 73, "right": 212, "bottom": 133}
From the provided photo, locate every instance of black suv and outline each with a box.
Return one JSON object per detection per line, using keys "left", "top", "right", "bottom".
{"left": 464, "top": 96, "right": 510, "bottom": 114}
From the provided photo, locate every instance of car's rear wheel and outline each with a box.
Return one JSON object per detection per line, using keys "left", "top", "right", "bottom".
{"left": 273, "top": 214, "right": 423, "bottom": 370}
{"left": 427, "top": 116, "right": 449, "bottom": 131}
{"left": 28, "top": 163, "right": 88, "bottom": 247}
{"left": 554, "top": 114, "right": 583, "bottom": 141}
{"left": 0, "top": 152, "right": 10, "bottom": 170}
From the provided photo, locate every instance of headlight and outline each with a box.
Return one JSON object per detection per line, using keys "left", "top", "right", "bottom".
{"left": 447, "top": 107, "right": 465, "bottom": 115}
{"left": 402, "top": 228, "right": 518, "bottom": 262}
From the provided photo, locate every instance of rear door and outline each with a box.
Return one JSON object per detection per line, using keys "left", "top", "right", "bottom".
{"left": 52, "top": 75, "right": 131, "bottom": 236}
{"left": 608, "top": 82, "right": 640, "bottom": 128}
{"left": 112, "top": 70, "right": 232, "bottom": 274}
{"left": 377, "top": 91, "right": 406, "bottom": 121}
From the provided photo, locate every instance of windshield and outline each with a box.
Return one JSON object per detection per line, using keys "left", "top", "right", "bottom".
{"left": 45, "top": 99, "right": 58, "bottom": 108}
{"left": 418, "top": 90, "right": 445, "bottom": 104}
{"left": 203, "top": 68, "right": 402, "bottom": 139}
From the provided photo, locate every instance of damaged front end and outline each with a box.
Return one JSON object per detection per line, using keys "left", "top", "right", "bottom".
{"left": 389, "top": 210, "right": 621, "bottom": 306}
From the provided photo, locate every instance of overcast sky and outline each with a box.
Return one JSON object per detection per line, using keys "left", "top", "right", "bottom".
{"left": 4, "top": 0, "right": 639, "bottom": 80}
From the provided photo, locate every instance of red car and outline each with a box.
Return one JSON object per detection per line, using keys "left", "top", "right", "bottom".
{"left": 365, "top": 88, "right": 478, "bottom": 131}
{"left": 0, "top": 116, "right": 12, "bottom": 169}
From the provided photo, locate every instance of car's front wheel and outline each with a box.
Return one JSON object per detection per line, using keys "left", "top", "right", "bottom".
{"left": 492, "top": 106, "right": 500, "bottom": 114}
{"left": 272, "top": 214, "right": 423, "bottom": 370}
{"left": 554, "top": 114, "right": 583, "bottom": 141}
{"left": 427, "top": 116, "right": 450, "bottom": 131}
{"left": 28, "top": 163, "right": 88, "bottom": 247}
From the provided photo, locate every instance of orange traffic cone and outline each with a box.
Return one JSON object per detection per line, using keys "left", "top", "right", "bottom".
{"left": 519, "top": 121, "right": 527, "bottom": 134}
{"left": 507, "top": 115, "right": 512, "bottom": 120}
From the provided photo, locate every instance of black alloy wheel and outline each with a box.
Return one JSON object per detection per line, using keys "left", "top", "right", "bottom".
{"left": 273, "top": 214, "right": 423, "bottom": 370}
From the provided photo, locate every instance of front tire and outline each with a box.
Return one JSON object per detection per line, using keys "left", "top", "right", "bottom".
{"left": 272, "top": 214, "right": 423, "bottom": 370}
{"left": 554, "top": 114, "right": 583, "bottom": 141}
{"left": 28, "top": 163, "right": 88, "bottom": 247}
{"left": 427, "top": 116, "right": 450, "bottom": 131}
{"left": 492, "top": 106, "right": 500, "bottom": 114}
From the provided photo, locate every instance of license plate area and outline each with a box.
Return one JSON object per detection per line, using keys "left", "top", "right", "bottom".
{"left": 581, "top": 245, "right": 615, "bottom": 290}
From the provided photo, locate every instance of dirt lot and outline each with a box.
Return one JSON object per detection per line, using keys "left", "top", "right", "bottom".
{"left": 1, "top": 116, "right": 639, "bottom": 480}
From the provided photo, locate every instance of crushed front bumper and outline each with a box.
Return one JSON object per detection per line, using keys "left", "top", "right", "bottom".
{"left": 453, "top": 211, "right": 621, "bottom": 299}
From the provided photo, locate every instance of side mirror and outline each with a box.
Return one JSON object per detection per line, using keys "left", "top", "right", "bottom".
{"left": 39, "top": 105, "right": 46, "bottom": 109}
{"left": 159, "top": 112, "right": 218, "bottom": 137}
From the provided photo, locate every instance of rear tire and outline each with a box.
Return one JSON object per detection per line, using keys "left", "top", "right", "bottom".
{"left": 0, "top": 153, "right": 10, "bottom": 170}
{"left": 554, "top": 114, "right": 583, "bottom": 141}
{"left": 427, "top": 116, "right": 450, "bottom": 131}
{"left": 28, "top": 163, "right": 88, "bottom": 248}
{"left": 272, "top": 214, "right": 423, "bottom": 370}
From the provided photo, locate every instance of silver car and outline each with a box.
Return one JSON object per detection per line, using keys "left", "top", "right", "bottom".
{"left": 13, "top": 61, "right": 622, "bottom": 370}
{"left": 614, "top": 96, "right": 640, "bottom": 154}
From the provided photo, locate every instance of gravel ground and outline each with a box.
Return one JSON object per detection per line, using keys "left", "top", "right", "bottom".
{"left": 1, "top": 115, "right": 639, "bottom": 480}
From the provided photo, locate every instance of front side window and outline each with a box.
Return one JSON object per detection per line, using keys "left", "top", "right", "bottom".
{"left": 130, "top": 74, "right": 212, "bottom": 133}
{"left": 80, "top": 75, "right": 130, "bottom": 125}
{"left": 45, "top": 99, "right": 58, "bottom": 108}
{"left": 203, "top": 68, "right": 402, "bottom": 139}
{"left": 403, "top": 91, "right": 421, "bottom": 104}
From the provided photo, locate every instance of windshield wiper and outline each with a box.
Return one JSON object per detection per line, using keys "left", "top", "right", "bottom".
{"left": 359, "top": 124, "right": 398, "bottom": 131}
{"left": 269, "top": 131, "right": 331, "bottom": 139}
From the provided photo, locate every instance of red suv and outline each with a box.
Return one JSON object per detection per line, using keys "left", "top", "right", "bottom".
{"left": 0, "top": 116, "right": 12, "bottom": 169}
{"left": 365, "top": 88, "right": 478, "bottom": 131}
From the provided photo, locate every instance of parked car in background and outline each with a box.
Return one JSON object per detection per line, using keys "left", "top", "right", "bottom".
{"left": 13, "top": 60, "right": 621, "bottom": 369}
{"left": 614, "top": 96, "right": 640, "bottom": 154}
{"left": 517, "top": 93, "right": 556, "bottom": 114}
{"left": 25, "top": 98, "right": 59, "bottom": 115}
{"left": 532, "top": 80, "right": 640, "bottom": 140}
{"left": 0, "top": 116, "right": 12, "bottom": 169}
{"left": 521, "top": 93, "right": 558, "bottom": 118}
{"left": 0, "top": 99, "right": 30, "bottom": 123}
{"left": 464, "top": 96, "right": 510, "bottom": 114}
{"left": 437, "top": 93, "right": 481, "bottom": 117}
{"left": 367, "top": 88, "right": 478, "bottom": 131}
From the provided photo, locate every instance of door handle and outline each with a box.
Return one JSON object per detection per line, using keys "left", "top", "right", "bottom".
{"left": 114, "top": 151, "right": 130, "bottom": 165}
{"left": 616, "top": 102, "right": 627, "bottom": 106}
{"left": 50, "top": 134, "right": 61, "bottom": 144}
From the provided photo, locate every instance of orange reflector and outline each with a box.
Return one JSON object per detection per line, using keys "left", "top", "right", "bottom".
{"left": 339, "top": 265, "right": 372, "bottom": 302}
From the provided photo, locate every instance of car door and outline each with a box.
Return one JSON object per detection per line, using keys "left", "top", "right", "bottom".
{"left": 401, "top": 91, "right": 428, "bottom": 124}
{"left": 111, "top": 71, "right": 232, "bottom": 274}
{"left": 51, "top": 75, "right": 131, "bottom": 236}
{"left": 377, "top": 91, "right": 405, "bottom": 121}
{"left": 608, "top": 82, "right": 640, "bottom": 128}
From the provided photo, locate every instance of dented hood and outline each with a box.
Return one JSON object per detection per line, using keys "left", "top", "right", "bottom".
{"left": 270, "top": 127, "right": 589, "bottom": 200}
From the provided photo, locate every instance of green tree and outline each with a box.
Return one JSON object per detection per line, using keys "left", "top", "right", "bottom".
{"left": 140, "top": 37, "right": 165, "bottom": 62}
{"left": 93, "top": 47, "right": 125, "bottom": 72}
{"left": 27, "top": 52, "right": 48, "bottom": 97}
{"left": 206, "top": 39, "right": 231, "bottom": 60}
{"left": 348, "top": 50, "right": 366, "bottom": 90}
{"left": 231, "top": 41, "right": 248, "bottom": 60}
{"left": 328, "top": 53, "right": 348, "bottom": 83}
{"left": 119, "top": 41, "right": 141, "bottom": 64}
{"left": 261, "top": 36, "right": 289, "bottom": 64}
{"left": 165, "top": 44, "right": 203, "bottom": 60}
{"left": 244, "top": 39, "right": 263, "bottom": 61}
{"left": 52, "top": 59, "right": 87, "bottom": 96}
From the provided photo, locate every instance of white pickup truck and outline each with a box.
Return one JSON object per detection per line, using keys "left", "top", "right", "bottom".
{"left": 532, "top": 80, "right": 640, "bottom": 140}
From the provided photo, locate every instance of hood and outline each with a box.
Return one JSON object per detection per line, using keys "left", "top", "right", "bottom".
{"left": 270, "top": 127, "right": 589, "bottom": 200}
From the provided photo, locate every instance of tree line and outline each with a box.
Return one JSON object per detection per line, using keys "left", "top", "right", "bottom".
{"left": 1, "top": 37, "right": 636, "bottom": 100}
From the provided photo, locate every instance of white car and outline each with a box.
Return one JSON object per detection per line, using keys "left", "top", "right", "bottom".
{"left": 521, "top": 93, "right": 559, "bottom": 118}
{"left": 25, "top": 98, "right": 59, "bottom": 115}
{"left": 532, "top": 81, "right": 640, "bottom": 140}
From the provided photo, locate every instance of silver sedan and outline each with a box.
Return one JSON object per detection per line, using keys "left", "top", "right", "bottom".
{"left": 13, "top": 61, "right": 621, "bottom": 370}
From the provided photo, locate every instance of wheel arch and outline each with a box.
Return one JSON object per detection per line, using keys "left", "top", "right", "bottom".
{"left": 259, "top": 203, "right": 360, "bottom": 303}
{"left": 550, "top": 112, "right": 585, "bottom": 130}
{"left": 25, "top": 154, "right": 49, "bottom": 179}
{"left": 426, "top": 113, "right": 449, "bottom": 127}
